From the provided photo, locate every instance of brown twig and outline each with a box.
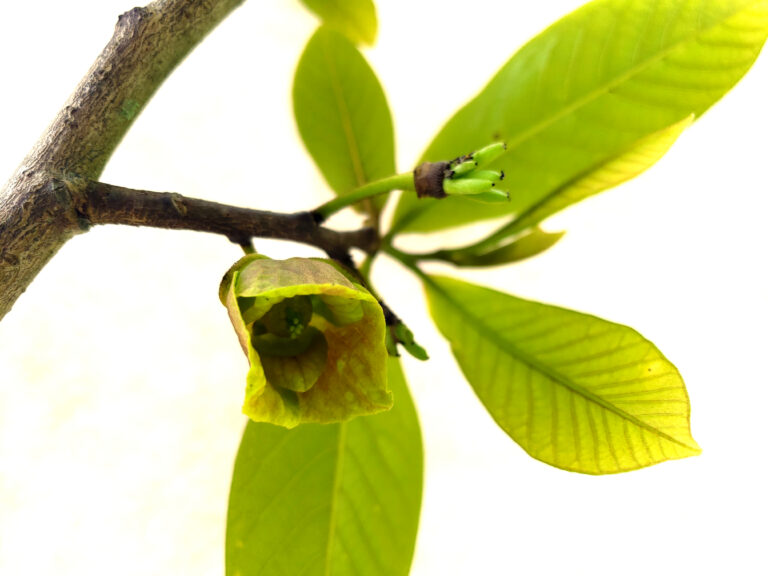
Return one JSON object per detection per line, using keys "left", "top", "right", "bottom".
{"left": 74, "top": 179, "right": 378, "bottom": 257}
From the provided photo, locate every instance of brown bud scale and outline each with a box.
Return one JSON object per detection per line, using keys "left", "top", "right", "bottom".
{"left": 413, "top": 161, "right": 450, "bottom": 199}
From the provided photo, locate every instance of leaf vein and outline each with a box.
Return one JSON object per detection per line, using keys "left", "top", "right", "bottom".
{"left": 426, "top": 277, "right": 697, "bottom": 452}
{"left": 323, "top": 423, "right": 347, "bottom": 576}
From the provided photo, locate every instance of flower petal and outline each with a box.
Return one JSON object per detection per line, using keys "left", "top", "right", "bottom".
{"left": 222, "top": 257, "right": 391, "bottom": 428}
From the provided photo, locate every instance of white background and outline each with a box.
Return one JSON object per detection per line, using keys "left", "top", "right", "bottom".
{"left": 1, "top": 1, "right": 767, "bottom": 574}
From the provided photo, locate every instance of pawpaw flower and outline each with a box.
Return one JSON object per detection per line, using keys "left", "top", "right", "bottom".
{"left": 220, "top": 255, "right": 391, "bottom": 428}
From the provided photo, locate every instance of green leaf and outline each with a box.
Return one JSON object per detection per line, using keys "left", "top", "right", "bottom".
{"left": 423, "top": 275, "right": 700, "bottom": 474}
{"left": 226, "top": 358, "right": 423, "bottom": 575}
{"left": 391, "top": 0, "right": 768, "bottom": 234}
{"left": 294, "top": 27, "right": 395, "bottom": 211}
{"left": 442, "top": 115, "right": 690, "bottom": 262}
{"left": 439, "top": 227, "right": 566, "bottom": 268}
{"left": 299, "top": 0, "right": 378, "bottom": 46}
{"left": 485, "top": 115, "right": 693, "bottom": 243}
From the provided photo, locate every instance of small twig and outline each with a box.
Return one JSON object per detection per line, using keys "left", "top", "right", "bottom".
{"left": 75, "top": 179, "right": 378, "bottom": 257}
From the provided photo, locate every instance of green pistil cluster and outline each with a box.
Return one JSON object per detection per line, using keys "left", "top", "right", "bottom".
{"left": 443, "top": 142, "right": 510, "bottom": 203}
{"left": 251, "top": 296, "right": 329, "bottom": 393}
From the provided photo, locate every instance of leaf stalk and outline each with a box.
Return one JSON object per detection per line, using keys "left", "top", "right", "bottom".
{"left": 312, "top": 172, "right": 414, "bottom": 222}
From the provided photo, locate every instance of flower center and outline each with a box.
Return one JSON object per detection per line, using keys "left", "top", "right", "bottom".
{"left": 251, "top": 296, "right": 328, "bottom": 393}
{"left": 257, "top": 295, "right": 313, "bottom": 338}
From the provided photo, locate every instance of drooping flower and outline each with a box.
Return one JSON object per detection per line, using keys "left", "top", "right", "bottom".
{"left": 220, "top": 255, "right": 391, "bottom": 428}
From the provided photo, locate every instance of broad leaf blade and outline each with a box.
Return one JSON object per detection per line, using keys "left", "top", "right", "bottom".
{"left": 294, "top": 27, "right": 395, "bottom": 210}
{"left": 226, "top": 358, "right": 422, "bottom": 575}
{"left": 424, "top": 275, "right": 700, "bottom": 474}
{"left": 446, "top": 227, "right": 566, "bottom": 267}
{"left": 502, "top": 114, "right": 693, "bottom": 237}
{"left": 391, "top": 0, "right": 768, "bottom": 233}
{"left": 299, "top": 0, "right": 378, "bottom": 46}
{"left": 448, "top": 115, "right": 691, "bottom": 260}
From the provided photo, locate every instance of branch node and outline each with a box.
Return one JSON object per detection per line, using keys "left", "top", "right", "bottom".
{"left": 359, "top": 227, "right": 379, "bottom": 254}
{"left": 311, "top": 210, "right": 326, "bottom": 225}
{"left": 169, "top": 193, "right": 188, "bottom": 216}
{"left": 49, "top": 175, "right": 90, "bottom": 226}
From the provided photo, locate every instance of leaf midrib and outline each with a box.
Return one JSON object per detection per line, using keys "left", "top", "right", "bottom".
{"left": 426, "top": 276, "right": 698, "bottom": 451}
{"left": 394, "top": 0, "right": 761, "bottom": 234}
{"left": 323, "top": 421, "right": 347, "bottom": 576}
{"left": 322, "top": 34, "right": 367, "bottom": 189}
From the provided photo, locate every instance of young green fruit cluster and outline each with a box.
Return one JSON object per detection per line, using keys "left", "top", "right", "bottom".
{"left": 443, "top": 142, "right": 510, "bottom": 203}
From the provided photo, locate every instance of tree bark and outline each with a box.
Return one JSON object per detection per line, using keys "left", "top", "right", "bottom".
{"left": 0, "top": 0, "right": 246, "bottom": 321}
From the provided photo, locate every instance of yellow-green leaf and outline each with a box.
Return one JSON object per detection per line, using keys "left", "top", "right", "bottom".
{"left": 502, "top": 114, "right": 693, "bottom": 237}
{"left": 299, "top": 0, "right": 378, "bottom": 46}
{"left": 391, "top": 0, "right": 768, "bottom": 234}
{"left": 424, "top": 275, "right": 700, "bottom": 474}
{"left": 440, "top": 227, "right": 566, "bottom": 268}
{"left": 446, "top": 115, "right": 691, "bottom": 261}
{"left": 293, "top": 27, "right": 395, "bottom": 211}
{"left": 226, "top": 358, "right": 423, "bottom": 576}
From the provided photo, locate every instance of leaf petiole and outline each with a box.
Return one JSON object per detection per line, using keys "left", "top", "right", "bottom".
{"left": 382, "top": 245, "right": 422, "bottom": 277}
{"left": 312, "top": 172, "right": 415, "bottom": 222}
